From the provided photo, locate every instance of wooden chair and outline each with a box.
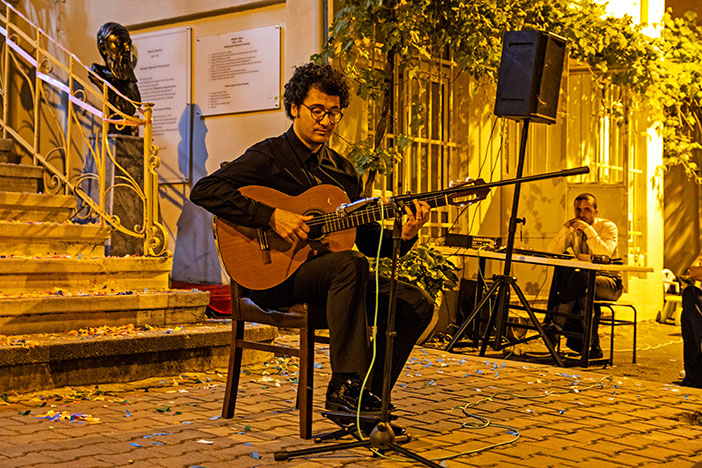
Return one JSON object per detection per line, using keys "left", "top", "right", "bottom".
{"left": 221, "top": 280, "right": 328, "bottom": 439}
{"left": 596, "top": 300, "right": 637, "bottom": 365}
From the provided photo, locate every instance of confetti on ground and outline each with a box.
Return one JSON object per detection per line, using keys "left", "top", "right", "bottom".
{"left": 35, "top": 410, "right": 100, "bottom": 423}
{"left": 197, "top": 439, "right": 213, "bottom": 445}
{"left": 0, "top": 335, "right": 37, "bottom": 347}
{"left": 66, "top": 323, "right": 157, "bottom": 338}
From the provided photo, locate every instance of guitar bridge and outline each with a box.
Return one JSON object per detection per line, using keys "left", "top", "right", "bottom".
{"left": 257, "top": 229, "right": 271, "bottom": 265}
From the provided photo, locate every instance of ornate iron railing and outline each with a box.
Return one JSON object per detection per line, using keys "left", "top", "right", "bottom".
{"left": 0, "top": 1, "right": 167, "bottom": 256}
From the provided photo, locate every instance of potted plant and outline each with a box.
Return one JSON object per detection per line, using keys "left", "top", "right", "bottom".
{"left": 369, "top": 244, "right": 458, "bottom": 343}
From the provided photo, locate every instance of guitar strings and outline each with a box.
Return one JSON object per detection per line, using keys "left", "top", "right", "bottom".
{"left": 303, "top": 192, "right": 462, "bottom": 231}
{"left": 304, "top": 192, "right": 476, "bottom": 227}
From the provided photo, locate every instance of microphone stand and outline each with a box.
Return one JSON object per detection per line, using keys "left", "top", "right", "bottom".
{"left": 274, "top": 198, "right": 442, "bottom": 467}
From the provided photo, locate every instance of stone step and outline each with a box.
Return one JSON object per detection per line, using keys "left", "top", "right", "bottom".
{"left": 0, "top": 321, "right": 276, "bottom": 393}
{"left": 0, "top": 220, "right": 110, "bottom": 256}
{"left": 0, "top": 191, "right": 75, "bottom": 222}
{"left": 0, "top": 288, "right": 211, "bottom": 335}
{"left": 0, "top": 162, "right": 43, "bottom": 192}
{"left": 0, "top": 255, "right": 172, "bottom": 293}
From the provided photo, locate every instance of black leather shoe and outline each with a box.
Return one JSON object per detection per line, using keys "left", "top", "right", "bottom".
{"left": 325, "top": 378, "right": 384, "bottom": 413}
{"left": 681, "top": 378, "right": 702, "bottom": 389}
{"left": 563, "top": 336, "right": 577, "bottom": 351}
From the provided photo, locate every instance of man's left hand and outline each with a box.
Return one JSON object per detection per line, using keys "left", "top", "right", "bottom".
{"left": 566, "top": 218, "right": 590, "bottom": 233}
{"left": 401, "top": 199, "right": 431, "bottom": 240}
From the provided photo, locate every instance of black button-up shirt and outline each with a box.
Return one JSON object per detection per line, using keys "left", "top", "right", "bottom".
{"left": 190, "top": 126, "right": 415, "bottom": 257}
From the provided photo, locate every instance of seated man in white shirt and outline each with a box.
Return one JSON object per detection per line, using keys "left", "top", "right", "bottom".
{"left": 544, "top": 192, "right": 623, "bottom": 359}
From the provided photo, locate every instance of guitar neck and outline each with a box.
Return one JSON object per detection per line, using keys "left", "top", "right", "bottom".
{"left": 314, "top": 191, "right": 451, "bottom": 235}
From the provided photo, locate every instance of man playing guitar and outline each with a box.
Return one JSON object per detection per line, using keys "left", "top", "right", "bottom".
{"left": 190, "top": 62, "right": 434, "bottom": 422}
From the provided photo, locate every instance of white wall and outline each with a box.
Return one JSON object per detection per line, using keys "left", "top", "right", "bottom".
{"left": 50, "top": 0, "right": 327, "bottom": 284}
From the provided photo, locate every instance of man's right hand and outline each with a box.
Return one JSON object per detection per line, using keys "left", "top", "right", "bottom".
{"left": 269, "top": 208, "right": 313, "bottom": 243}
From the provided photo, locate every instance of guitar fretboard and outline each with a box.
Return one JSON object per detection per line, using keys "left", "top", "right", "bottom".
{"left": 306, "top": 191, "right": 453, "bottom": 236}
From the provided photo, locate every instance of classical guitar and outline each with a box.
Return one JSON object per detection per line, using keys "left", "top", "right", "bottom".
{"left": 214, "top": 181, "right": 489, "bottom": 290}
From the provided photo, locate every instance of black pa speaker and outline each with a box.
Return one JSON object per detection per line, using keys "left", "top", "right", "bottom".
{"left": 494, "top": 30, "right": 567, "bottom": 124}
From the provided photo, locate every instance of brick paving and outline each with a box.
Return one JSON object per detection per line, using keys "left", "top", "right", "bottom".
{"left": 1, "top": 336, "right": 702, "bottom": 467}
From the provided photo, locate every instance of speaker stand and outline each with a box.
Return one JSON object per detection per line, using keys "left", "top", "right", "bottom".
{"left": 445, "top": 119, "right": 564, "bottom": 367}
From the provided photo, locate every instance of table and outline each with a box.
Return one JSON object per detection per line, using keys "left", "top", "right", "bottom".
{"left": 449, "top": 248, "right": 652, "bottom": 367}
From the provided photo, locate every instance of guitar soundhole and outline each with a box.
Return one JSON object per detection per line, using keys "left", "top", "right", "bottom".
{"left": 305, "top": 209, "right": 326, "bottom": 241}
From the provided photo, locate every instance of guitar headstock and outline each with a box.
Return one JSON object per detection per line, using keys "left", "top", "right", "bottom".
{"left": 447, "top": 178, "right": 490, "bottom": 206}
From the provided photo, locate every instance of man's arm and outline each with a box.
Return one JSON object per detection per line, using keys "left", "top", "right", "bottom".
{"left": 355, "top": 199, "right": 430, "bottom": 258}
{"left": 190, "top": 149, "right": 281, "bottom": 229}
{"left": 582, "top": 219, "right": 618, "bottom": 256}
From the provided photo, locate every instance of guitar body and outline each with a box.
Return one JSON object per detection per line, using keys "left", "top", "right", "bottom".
{"left": 214, "top": 184, "right": 356, "bottom": 290}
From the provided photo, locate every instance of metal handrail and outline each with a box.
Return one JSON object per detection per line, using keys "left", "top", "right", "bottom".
{"left": 0, "top": 1, "right": 167, "bottom": 256}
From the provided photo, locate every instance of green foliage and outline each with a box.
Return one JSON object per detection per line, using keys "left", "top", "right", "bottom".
{"left": 318, "top": 0, "right": 702, "bottom": 184}
{"left": 370, "top": 245, "right": 458, "bottom": 302}
{"left": 655, "top": 12, "right": 702, "bottom": 182}
{"left": 347, "top": 134, "right": 411, "bottom": 175}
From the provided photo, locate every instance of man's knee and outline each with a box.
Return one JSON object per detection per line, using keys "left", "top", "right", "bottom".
{"left": 335, "top": 250, "right": 369, "bottom": 282}
{"left": 400, "top": 283, "right": 435, "bottom": 327}
{"left": 594, "top": 275, "right": 623, "bottom": 302}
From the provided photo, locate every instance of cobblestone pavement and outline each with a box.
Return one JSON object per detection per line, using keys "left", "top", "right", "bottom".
{"left": 1, "top": 335, "right": 701, "bottom": 468}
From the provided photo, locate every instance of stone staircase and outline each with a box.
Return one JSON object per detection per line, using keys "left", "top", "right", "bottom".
{"left": 0, "top": 151, "right": 262, "bottom": 393}
{"left": 0, "top": 157, "right": 211, "bottom": 336}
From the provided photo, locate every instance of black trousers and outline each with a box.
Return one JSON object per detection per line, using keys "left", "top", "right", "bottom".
{"left": 547, "top": 266, "right": 623, "bottom": 350}
{"left": 681, "top": 285, "right": 702, "bottom": 388}
{"left": 252, "top": 250, "right": 434, "bottom": 395}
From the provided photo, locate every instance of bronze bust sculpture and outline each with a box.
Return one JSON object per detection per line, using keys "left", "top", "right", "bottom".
{"left": 89, "top": 22, "right": 141, "bottom": 134}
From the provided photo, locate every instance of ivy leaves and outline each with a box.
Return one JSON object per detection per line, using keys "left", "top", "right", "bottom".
{"left": 656, "top": 12, "right": 702, "bottom": 182}
{"left": 348, "top": 134, "right": 412, "bottom": 176}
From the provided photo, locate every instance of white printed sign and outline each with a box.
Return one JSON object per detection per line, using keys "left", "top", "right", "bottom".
{"left": 133, "top": 27, "right": 191, "bottom": 183}
{"left": 194, "top": 25, "right": 281, "bottom": 116}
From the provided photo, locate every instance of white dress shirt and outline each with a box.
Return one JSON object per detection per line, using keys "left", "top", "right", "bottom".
{"left": 547, "top": 217, "right": 618, "bottom": 257}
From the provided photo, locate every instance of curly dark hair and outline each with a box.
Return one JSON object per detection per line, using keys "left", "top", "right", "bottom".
{"left": 283, "top": 63, "right": 350, "bottom": 120}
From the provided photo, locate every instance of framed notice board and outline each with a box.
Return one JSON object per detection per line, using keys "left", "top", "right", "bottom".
{"left": 133, "top": 26, "right": 192, "bottom": 183}
{"left": 194, "top": 25, "right": 281, "bottom": 116}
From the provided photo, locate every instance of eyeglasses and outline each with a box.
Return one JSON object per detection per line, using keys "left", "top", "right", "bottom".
{"left": 301, "top": 103, "right": 344, "bottom": 124}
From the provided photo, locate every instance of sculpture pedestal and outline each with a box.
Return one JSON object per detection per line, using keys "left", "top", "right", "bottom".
{"left": 83, "top": 135, "right": 145, "bottom": 256}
